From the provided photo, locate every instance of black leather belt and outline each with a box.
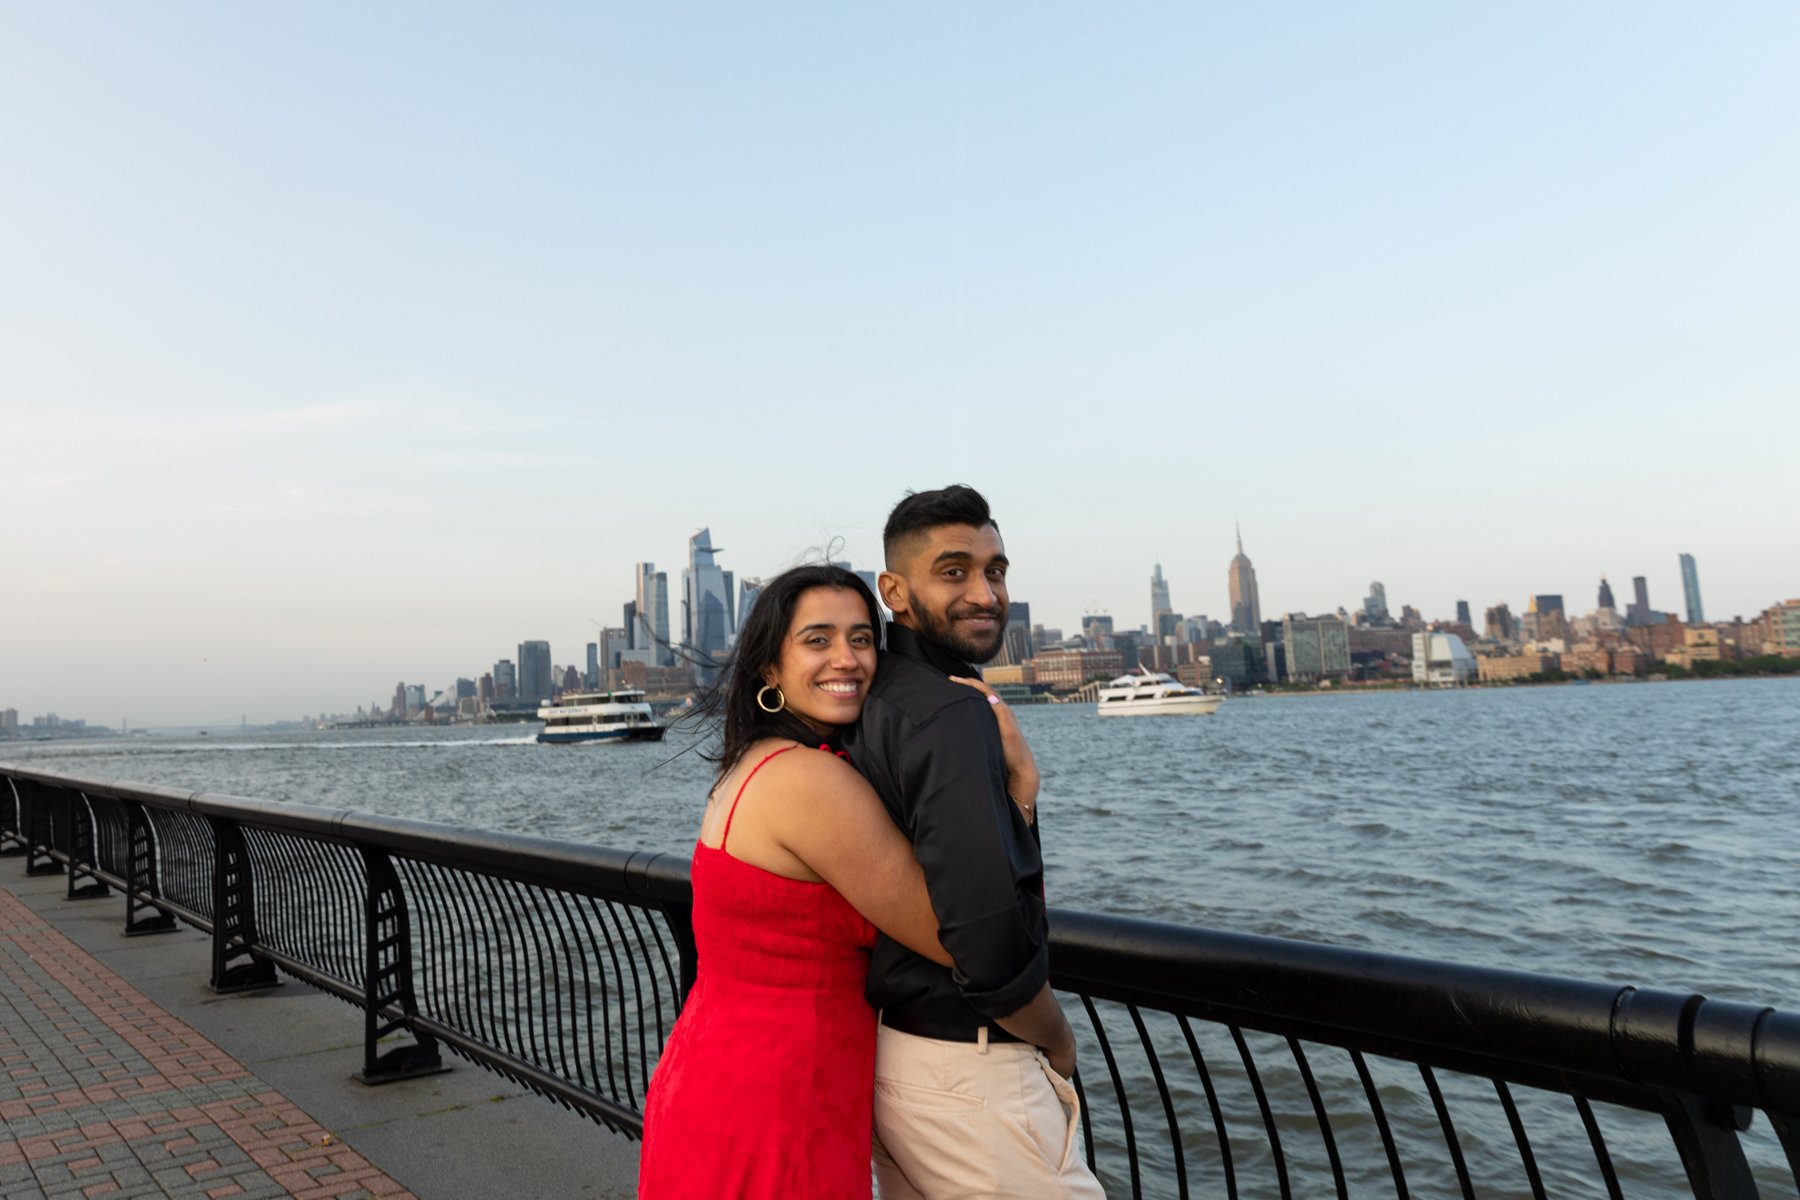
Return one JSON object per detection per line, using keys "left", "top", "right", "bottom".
{"left": 879, "top": 1009, "right": 1023, "bottom": 1044}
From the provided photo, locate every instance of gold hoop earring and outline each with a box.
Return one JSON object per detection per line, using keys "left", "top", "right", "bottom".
{"left": 756, "top": 685, "right": 786, "bottom": 714}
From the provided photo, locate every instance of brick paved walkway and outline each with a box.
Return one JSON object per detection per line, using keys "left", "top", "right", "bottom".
{"left": 0, "top": 884, "right": 416, "bottom": 1200}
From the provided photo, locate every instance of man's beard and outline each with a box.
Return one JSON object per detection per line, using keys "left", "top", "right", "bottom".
{"left": 912, "top": 601, "right": 1007, "bottom": 664}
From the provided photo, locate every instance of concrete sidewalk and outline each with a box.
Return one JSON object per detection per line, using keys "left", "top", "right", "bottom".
{"left": 0, "top": 869, "right": 638, "bottom": 1199}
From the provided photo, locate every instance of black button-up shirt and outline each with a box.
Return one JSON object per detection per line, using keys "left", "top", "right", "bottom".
{"left": 846, "top": 624, "right": 1049, "bottom": 1025}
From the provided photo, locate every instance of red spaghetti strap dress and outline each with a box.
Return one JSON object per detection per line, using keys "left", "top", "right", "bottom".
{"left": 638, "top": 746, "right": 880, "bottom": 1198}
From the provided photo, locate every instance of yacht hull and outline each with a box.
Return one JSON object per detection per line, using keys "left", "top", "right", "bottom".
{"left": 1096, "top": 695, "right": 1223, "bottom": 717}
{"left": 537, "top": 726, "right": 667, "bottom": 744}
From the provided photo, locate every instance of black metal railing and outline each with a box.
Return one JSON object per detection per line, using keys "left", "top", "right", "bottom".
{"left": 3, "top": 762, "right": 1796, "bottom": 1198}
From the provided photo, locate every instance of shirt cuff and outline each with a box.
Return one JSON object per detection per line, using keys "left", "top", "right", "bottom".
{"left": 954, "top": 940, "right": 1050, "bottom": 1020}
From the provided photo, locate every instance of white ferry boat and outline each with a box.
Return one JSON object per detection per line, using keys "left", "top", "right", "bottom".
{"left": 1095, "top": 669, "right": 1224, "bottom": 717}
{"left": 536, "top": 690, "right": 666, "bottom": 744}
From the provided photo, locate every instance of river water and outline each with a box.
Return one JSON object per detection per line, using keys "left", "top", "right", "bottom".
{"left": 8, "top": 678, "right": 1798, "bottom": 1194}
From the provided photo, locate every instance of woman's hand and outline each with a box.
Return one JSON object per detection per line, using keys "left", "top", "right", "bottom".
{"left": 948, "top": 675, "right": 1039, "bottom": 823}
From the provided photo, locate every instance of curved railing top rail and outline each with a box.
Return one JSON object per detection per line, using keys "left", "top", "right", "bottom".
{"left": 0, "top": 761, "right": 692, "bottom": 908}
{"left": 1050, "top": 907, "right": 1800, "bottom": 1118}
{"left": 7, "top": 760, "right": 1798, "bottom": 1122}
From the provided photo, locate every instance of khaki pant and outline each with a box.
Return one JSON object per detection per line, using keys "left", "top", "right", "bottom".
{"left": 871, "top": 1025, "right": 1108, "bottom": 1199}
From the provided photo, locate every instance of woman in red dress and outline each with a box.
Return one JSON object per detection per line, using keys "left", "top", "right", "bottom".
{"left": 638, "top": 564, "right": 1035, "bottom": 1198}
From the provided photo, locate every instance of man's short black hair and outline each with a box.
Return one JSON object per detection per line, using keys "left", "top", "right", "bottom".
{"left": 883, "top": 485, "right": 998, "bottom": 567}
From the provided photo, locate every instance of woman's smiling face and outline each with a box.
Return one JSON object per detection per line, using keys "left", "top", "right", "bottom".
{"left": 762, "top": 586, "right": 878, "bottom": 737}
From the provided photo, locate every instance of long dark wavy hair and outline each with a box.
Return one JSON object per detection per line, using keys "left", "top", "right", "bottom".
{"left": 702, "top": 564, "right": 882, "bottom": 784}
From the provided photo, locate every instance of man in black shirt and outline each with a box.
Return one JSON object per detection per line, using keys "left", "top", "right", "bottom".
{"left": 848, "top": 485, "right": 1105, "bottom": 1198}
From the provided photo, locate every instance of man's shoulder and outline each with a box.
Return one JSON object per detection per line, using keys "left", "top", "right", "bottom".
{"left": 866, "top": 649, "right": 987, "bottom": 727}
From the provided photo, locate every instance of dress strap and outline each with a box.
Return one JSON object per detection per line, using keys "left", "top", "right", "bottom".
{"left": 720, "top": 744, "right": 800, "bottom": 853}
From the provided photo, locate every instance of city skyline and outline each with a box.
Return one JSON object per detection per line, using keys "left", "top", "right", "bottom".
{"left": 7, "top": 527, "right": 1785, "bottom": 730}
{"left": 5, "top": 6, "right": 1798, "bottom": 725}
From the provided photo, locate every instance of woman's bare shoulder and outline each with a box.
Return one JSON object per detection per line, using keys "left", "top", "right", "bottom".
{"left": 738, "top": 739, "right": 871, "bottom": 799}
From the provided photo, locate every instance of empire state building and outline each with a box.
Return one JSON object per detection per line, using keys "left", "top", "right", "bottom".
{"left": 1228, "top": 526, "right": 1262, "bottom": 634}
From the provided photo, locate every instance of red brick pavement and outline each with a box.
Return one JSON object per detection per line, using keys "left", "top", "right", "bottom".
{"left": 0, "top": 884, "right": 417, "bottom": 1199}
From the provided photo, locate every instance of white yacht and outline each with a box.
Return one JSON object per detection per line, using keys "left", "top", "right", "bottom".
{"left": 1095, "top": 669, "right": 1224, "bottom": 717}
{"left": 536, "top": 690, "right": 666, "bottom": 744}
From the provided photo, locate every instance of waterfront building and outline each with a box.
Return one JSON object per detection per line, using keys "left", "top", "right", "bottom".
{"left": 1680, "top": 553, "right": 1705, "bottom": 625}
{"left": 1627, "top": 620, "right": 1689, "bottom": 662}
{"left": 634, "top": 564, "right": 672, "bottom": 666}
{"left": 1761, "top": 599, "right": 1800, "bottom": 656}
{"left": 404, "top": 684, "right": 425, "bottom": 715}
{"left": 1475, "top": 652, "right": 1560, "bottom": 682}
{"left": 492, "top": 659, "right": 517, "bottom": 703}
{"left": 1228, "top": 527, "right": 1262, "bottom": 634}
{"left": 391, "top": 683, "right": 407, "bottom": 720}
{"left": 1281, "top": 613, "right": 1351, "bottom": 683}
{"left": 1029, "top": 647, "right": 1123, "bottom": 690}
{"left": 1560, "top": 644, "right": 1615, "bottom": 676}
{"left": 681, "top": 529, "right": 734, "bottom": 667}
{"left": 1349, "top": 626, "right": 1415, "bottom": 677}
{"left": 1150, "top": 563, "right": 1173, "bottom": 637}
{"left": 477, "top": 675, "right": 494, "bottom": 706}
{"left": 0, "top": 709, "right": 16, "bottom": 734}
{"left": 983, "top": 663, "right": 1037, "bottom": 687}
{"left": 1412, "top": 632, "right": 1476, "bottom": 685}
{"left": 1665, "top": 626, "right": 1726, "bottom": 671}
{"left": 1207, "top": 638, "right": 1265, "bottom": 687}
{"left": 585, "top": 643, "right": 600, "bottom": 689}
{"left": 517, "top": 641, "right": 554, "bottom": 705}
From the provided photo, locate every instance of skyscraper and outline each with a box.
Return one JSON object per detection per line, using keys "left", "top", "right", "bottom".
{"left": 1149, "top": 563, "right": 1172, "bottom": 637}
{"left": 738, "top": 577, "right": 765, "bottom": 632}
{"left": 517, "top": 640, "right": 553, "bottom": 704}
{"left": 635, "top": 563, "right": 671, "bottom": 666}
{"left": 1363, "top": 581, "right": 1389, "bottom": 624}
{"left": 1679, "top": 553, "right": 1705, "bottom": 625}
{"left": 1597, "top": 577, "right": 1615, "bottom": 611}
{"left": 1228, "top": 526, "right": 1262, "bottom": 635}
{"left": 1627, "top": 575, "right": 1655, "bottom": 627}
{"left": 682, "top": 529, "right": 734, "bottom": 666}
{"left": 1455, "top": 599, "right": 1472, "bottom": 626}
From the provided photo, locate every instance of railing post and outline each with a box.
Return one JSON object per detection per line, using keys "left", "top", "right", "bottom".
{"left": 1661, "top": 1090, "right": 1759, "bottom": 1200}
{"left": 64, "top": 793, "right": 111, "bottom": 900}
{"left": 0, "top": 776, "right": 26, "bottom": 856}
{"left": 354, "top": 848, "right": 448, "bottom": 1084}
{"left": 21, "top": 779, "right": 65, "bottom": 877}
{"left": 208, "top": 816, "right": 278, "bottom": 992}
{"left": 123, "top": 801, "right": 176, "bottom": 936}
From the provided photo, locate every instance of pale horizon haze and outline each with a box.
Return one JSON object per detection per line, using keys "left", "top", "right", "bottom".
{"left": 4, "top": 5, "right": 1797, "bottom": 727}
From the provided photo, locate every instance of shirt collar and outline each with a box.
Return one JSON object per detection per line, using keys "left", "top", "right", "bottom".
{"left": 884, "top": 622, "right": 981, "bottom": 679}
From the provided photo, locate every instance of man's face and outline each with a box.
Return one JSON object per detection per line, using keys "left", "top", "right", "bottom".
{"left": 881, "top": 523, "right": 1009, "bottom": 664}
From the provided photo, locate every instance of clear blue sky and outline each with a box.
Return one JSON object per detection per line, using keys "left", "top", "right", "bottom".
{"left": 5, "top": 4, "right": 1797, "bottom": 726}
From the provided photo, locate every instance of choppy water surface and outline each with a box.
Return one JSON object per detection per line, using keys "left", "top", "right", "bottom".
{"left": 12, "top": 678, "right": 1798, "bottom": 1004}
{"left": 11, "top": 678, "right": 1800, "bottom": 1196}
